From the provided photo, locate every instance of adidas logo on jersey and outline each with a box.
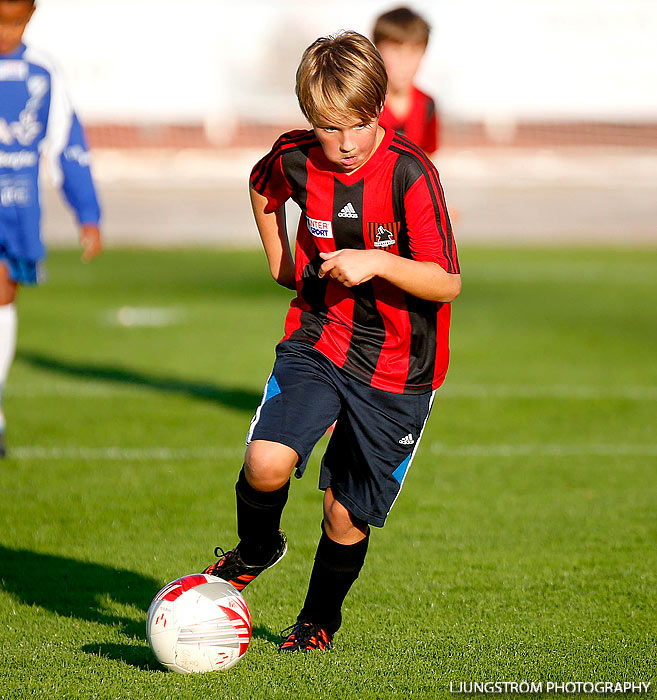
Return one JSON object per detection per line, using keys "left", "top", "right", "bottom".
{"left": 337, "top": 202, "right": 358, "bottom": 218}
{"left": 398, "top": 433, "right": 415, "bottom": 445}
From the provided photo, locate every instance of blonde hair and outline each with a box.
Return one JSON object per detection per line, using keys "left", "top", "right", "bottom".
{"left": 373, "top": 7, "right": 431, "bottom": 47}
{"left": 295, "top": 31, "right": 388, "bottom": 126}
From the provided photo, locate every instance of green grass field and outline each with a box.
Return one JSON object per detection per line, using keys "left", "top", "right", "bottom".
{"left": 1, "top": 247, "right": 655, "bottom": 700}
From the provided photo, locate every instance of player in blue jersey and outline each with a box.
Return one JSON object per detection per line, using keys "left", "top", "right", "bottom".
{"left": 0, "top": 0, "right": 102, "bottom": 457}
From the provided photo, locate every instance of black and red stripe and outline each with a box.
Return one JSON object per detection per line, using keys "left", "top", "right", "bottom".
{"left": 250, "top": 127, "right": 459, "bottom": 395}
{"left": 391, "top": 133, "right": 459, "bottom": 274}
{"left": 251, "top": 130, "right": 316, "bottom": 194}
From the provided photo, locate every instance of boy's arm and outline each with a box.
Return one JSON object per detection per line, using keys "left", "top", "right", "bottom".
{"left": 249, "top": 186, "right": 295, "bottom": 289}
{"left": 41, "top": 63, "right": 102, "bottom": 261}
{"left": 320, "top": 156, "right": 460, "bottom": 301}
{"left": 319, "top": 249, "right": 460, "bottom": 302}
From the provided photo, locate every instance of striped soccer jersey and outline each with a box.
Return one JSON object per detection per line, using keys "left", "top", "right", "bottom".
{"left": 379, "top": 85, "right": 440, "bottom": 155}
{"left": 250, "top": 126, "right": 459, "bottom": 395}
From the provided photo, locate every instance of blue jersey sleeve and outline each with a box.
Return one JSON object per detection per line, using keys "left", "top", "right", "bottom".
{"left": 58, "top": 112, "right": 101, "bottom": 225}
{"left": 41, "top": 61, "right": 101, "bottom": 226}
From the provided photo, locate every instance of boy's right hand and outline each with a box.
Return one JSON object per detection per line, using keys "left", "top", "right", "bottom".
{"left": 318, "top": 249, "right": 383, "bottom": 287}
{"left": 80, "top": 223, "right": 103, "bottom": 262}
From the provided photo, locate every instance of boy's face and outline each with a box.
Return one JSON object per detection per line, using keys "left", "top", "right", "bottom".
{"left": 313, "top": 115, "right": 381, "bottom": 174}
{"left": 0, "top": 0, "right": 34, "bottom": 55}
{"left": 377, "top": 40, "right": 426, "bottom": 93}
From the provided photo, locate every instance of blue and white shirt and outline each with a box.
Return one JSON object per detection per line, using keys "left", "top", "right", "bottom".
{"left": 0, "top": 42, "right": 100, "bottom": 263}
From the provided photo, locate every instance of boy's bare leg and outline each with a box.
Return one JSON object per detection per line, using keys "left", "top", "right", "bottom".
{"left": 323, "top": 487, "right": 369, "bottom": 544}
{"left": 0, "top": 263, "right": 17, "bottom": 305}
{"left": 244, "top": 439, "right": 297, "bottom": 491}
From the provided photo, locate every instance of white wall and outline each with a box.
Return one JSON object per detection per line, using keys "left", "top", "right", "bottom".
{"left": 25, "top": 0, "right": 657, "bottom": 126}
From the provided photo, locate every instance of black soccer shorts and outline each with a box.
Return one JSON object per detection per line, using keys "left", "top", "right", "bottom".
{"left": 246, "top": 340, "right": 435, "bottom": 527}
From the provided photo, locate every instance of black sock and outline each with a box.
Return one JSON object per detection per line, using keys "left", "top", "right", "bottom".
{"left": 298, "top": 523, "right": 370, "bottom": 636}
{"left": 236, "top": 467, "right": 289, "bottom": 566}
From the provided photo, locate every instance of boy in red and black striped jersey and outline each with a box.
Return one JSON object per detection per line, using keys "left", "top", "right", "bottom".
{"left": 374, "top": 6, "right": 440, "bottom": 156}
{"left": 204, "top": 31, "right": 460, "bottom": 653}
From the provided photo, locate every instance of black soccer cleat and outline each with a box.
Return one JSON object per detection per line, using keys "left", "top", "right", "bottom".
{"left": 278, "top": 621, "right": 333, "bottom": 652}
{"left": 0, "top": 433, "right": 6, "bottom": 459}
{"left": 203, "top": 530, "right": 287, "bottom": 591}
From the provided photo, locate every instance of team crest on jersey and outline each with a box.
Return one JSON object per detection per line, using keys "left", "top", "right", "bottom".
{"left": 368, "top": 222, "right": 400, "bottom": 248}
{"left": 306, "top": 216, "right": 333, "bottom": 239}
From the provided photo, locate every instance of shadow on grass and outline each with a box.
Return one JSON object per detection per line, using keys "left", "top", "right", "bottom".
{"left": 81, "top": 643, "right": 163, "bottom": 671}
{"left": 0, "top": 545, "right": 160, "bottom": 669}
{"left": 16, "top": 350, "right": 262, "bottom": 413}
{"left": 251, "top": 624, "right": 283, "bottom": 646}
{"left": 82, "top": 627, "right": 282, "bottom": 670}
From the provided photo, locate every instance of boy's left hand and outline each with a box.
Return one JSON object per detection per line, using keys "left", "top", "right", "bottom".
{"left": 80, "top": 224, "right": 103, "bottom": 262}
{"left": 318, "top": 249, "right": 383, "bottom": 287}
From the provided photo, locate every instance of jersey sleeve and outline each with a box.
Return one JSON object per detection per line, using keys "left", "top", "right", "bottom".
{"left": 249, "top": 133, "right": 296, "bottom": 213}
{"left": 423, "top": 97, "right": 439, "bottom": 155}
{"left": 41, "top": 62, "right": 101, "bottom": 225}
{"left": 403, "top": 161, "right": 459, "bottom": 274}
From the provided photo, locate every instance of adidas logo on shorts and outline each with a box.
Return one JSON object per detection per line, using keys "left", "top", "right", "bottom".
{"left": 398, "top": 433, "right": 415, "bottom": 445}
{"left": 337, "top": 202, "right": 358, "bottom": 218}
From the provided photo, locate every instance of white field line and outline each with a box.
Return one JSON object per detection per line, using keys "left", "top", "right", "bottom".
{"left": 100, "top": 306, "right": 186, "bottom": 328}
{"left": 6, "top": 382, "right": 657, "bottom": 401}
{"left": 8, "top": 443, "right": 657, "bottom": 461}
{"left": 441, "top": 384, "right": 657, "bottom": 400}
{"left": 429, "top": 443, "right": 657, "bottom": 458}
{"left": 6, "top": 383, "right": 141, "bottom": 397}
{"left": 5, "top": 383, "right": 219, "bottom": 398}
{"left": 10, "top": 446, "right": 244, "bottom": 461}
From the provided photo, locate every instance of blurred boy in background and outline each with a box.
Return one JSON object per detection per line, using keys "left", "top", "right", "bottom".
{"left": 0, "top": 0, "right": 102, "bottom": 457}
{"left": 373, "top": 6, "right": 439, "bottom": 157}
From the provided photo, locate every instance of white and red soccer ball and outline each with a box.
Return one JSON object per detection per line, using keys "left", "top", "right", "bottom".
{"left": 146, "top": 573, "right": 252, "bottom": 673}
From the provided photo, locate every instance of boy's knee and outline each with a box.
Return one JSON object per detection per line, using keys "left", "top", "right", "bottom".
{"left": 323, "top": 489, "right": 368, "bottom": 543}
{"left": 0, "top": 266, "right": 18, "bottom": 305}
{"left": 244, "top": 440, "right": 297, "bottom": 491}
